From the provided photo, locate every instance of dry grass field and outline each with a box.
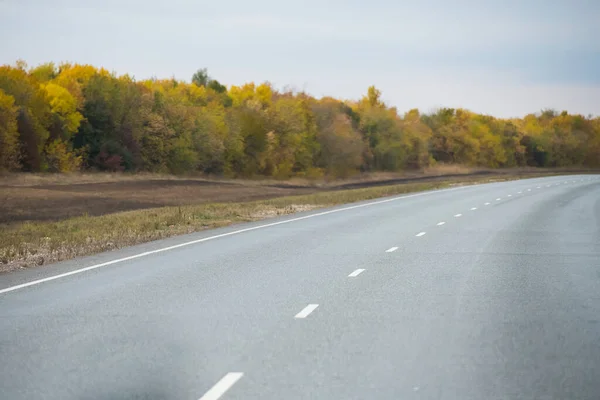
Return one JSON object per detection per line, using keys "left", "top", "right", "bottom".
{"left": 1, "top": 167, "right": 594, "bottom": 273}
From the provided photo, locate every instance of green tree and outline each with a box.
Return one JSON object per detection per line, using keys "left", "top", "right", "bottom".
{"left": 192, "top": 68, "right": 209, "bottom": 87}
{"left": 30, "top": 62, "right": 57, "bottom": 83}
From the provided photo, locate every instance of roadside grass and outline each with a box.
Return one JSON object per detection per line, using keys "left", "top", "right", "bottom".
{"left": 0, "top": 173, "right": 571, "bottom": 272}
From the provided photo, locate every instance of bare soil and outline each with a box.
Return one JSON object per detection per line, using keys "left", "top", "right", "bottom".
{"left": 1, "top": 167, "right": 595, "bottom": 225}
{"left": 0, "top": 179, "right": 317, "bottom": 224}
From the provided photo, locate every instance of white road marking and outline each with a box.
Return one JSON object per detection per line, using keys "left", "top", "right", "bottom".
{"left": 546, "top": 185, "right": 550, "bottom": 187}
{"left": 536, "top": 186, "right": 541, "bottom": 189}
{"left": 416, "top": 232, "right": 426, "bottom": 237}
{"left": 0, "top": 185, "right": 474, "bottom": 295}
{"left": 386, "top": 247, "right": 398, "bottom": 253}
{"left": 518, "top": 191, "right": 522, "bottom": 194}
{"left": 527, "top": 189, "right": 532, "bottom": 191}
{"left": 484, "top": 202, "right": 490, "bottom": 205}
{"left": 199, "top": 373, "right": 244, "bottom": 400}
{"left": 295, "top": 304, "right": 319, "bottom": 319}
{"left": 496, "top": 198, "right": 501, "bottom": 201}
{"left": 348, "top": 269, "right": 365, "bottom": 277}
{"left": 454, "top": 214, "right": 462, "bottom": 217}
{"left": 507, "top": 194, "right": 512, "bottom": 197}
{"left": 437, "top": 222, "right": 446, "bottom": 226}
{"left": 470, "top": 207, "right": 477, "bottom": 210}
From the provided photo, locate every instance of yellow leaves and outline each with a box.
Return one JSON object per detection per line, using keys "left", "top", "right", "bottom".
{"left": 366, "top": 86, "right": 382, "bottom": 107}
{"left": 0, "top": 88, "right": 15, "bottom": 109}
{"left": 229, "top": 82, "right": 272, "bottom": 108}
{"left": 42, "top": 83, "right": 83, "bottom": 134}
{"left": 53, "top": 64, "right": 101, "bottom": 107}
{"left": 55, "top": 64, "right": 98, "bottom": 87}
{"left": 186, "top": 84, "right": 208, "bottom": 104}
{"left": 521, "top": 114, "right": 543, "bottom": 136}
{"left": 0, "top": 89, "right": 20, "bottom": 170}
{"left": 29, "top": 62, "right": 57, "bottom": 83}
{"left": 454, "top": 108, "right": 474, "bottom": 127}
{"left": 44, "top": 139, "right": 82, "bottom": 172}
{"left": 404, "top": 108, "right": 420, "bottom": 121}
{"left": 255, "top": 83, "right": 273, "bottom": 107}
{"left": 229, "top": 83, "right": 255, "bottom": 107}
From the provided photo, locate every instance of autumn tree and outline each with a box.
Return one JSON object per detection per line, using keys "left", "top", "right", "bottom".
{"left": 313, "top": 98, "right": 364, "bottom": 178}
{"left": 0, "top": 89, "right": 20, "bottom": 170}
{"left": 0, "top": 65, "right": 51, "bottom": 171}
{"left": 2, "top": 61, "right": 598, "bottom": 177}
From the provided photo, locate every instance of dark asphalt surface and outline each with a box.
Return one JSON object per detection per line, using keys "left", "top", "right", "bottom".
{"left": 1, "top": 175, "right": 599, "bottom": 400}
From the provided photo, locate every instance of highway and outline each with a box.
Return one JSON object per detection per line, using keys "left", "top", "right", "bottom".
{"left": 1, "top": 175, "right": 599, "bottom": 400}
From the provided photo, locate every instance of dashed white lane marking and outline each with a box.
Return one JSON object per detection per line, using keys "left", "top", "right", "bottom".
{"left": 295, "top": 304, "right": 319, "bottom": 319}
{"left": 0, "top": 184, "right": 476, "bottom": 295}
{"left": 416, "top": 232, "right": 426, "bottom": 237}
{"left": 536, "top": 186, "right": 541, "bottom": 189}
{"left": 199, "top": 373, "right": 244, "bottom": 400}
{"left": 518, "top": 191, "right": 522, "bottom": 194}
{"left": 437, "top": 222, "right": 446, "bottom": 226}
{"left": 496, "top": 198, "right": 501, "bottom": 201}
{"left": 454, "top": 214, "right": 462, "bottom": 217}
{"left": 484, "top": 202, "right": 490, "bottom": 205}
{"left": 507, "top": 194, "right": 512, "bottom": 197}
{"left": 470, "top": 207, "right": 477, "bottom": 210}
{"left": 348, "top": 269, "right": 365, "bottom": 278}
{"left": 386, "top": 247, "right": 399, "bottom": 253}
{"left": 527, "top": 189, "right": 532, "bottom": 191}
{"left": 546, "top": 185, "right": 551, "bottom": 187}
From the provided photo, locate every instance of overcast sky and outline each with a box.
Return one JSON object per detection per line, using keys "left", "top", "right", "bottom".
{"left": 1, "top": 0, "right": 599, "bottom": 117}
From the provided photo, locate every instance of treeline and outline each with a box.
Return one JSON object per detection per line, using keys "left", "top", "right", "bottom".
{"left": 1, "top": 61, "right": 599, "bottom": 177}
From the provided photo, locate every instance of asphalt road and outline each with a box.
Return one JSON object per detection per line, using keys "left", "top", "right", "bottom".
{"left": 1, "top": 175, "right": 600, "bottom": 400}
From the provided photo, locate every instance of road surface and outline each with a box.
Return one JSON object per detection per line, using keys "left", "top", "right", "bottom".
{"left": 1, "top": 175, "right": 600, "bottom": 399}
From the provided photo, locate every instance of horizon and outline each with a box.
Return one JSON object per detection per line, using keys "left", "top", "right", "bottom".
{"left": 1, "top": 0, "right": 599, "bottom": 118}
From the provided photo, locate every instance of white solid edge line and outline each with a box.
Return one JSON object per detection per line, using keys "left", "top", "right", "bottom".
{"left": 437, "top": 221, "right": 446, "bottom": 226}
{"left": 295, "top": 304, "right": 319, "bottom": 319}
{"left": 348, "top": 269, "right": 365, "bottom": 277}
{"left": 386, "top": 247, "right": 399, "bottom": 253}
{"left": 416, "top": 232, "right": 426, "bottom": 237}
{"left": 0, "top": 185, "right": 473, "bottom": 295}
{"left": 199, "top": 372, "right": 244, "bottom": 400}
{"left": 454, "top": 214, "right": 462, "bottom": 217}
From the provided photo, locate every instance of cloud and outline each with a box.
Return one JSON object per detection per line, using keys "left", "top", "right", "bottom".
{"left": 1, "top": 0, "right": 598, "bottom": 117}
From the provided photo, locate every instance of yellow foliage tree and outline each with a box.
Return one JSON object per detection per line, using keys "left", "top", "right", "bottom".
{"left": 0, "top": 89, "right": 20, "bottom": 170}
{"left": 45, "top": 139, "right": 82, "bottom": 172}
{"left": 42, "top": 82, "right": 83, "bottom": 137}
